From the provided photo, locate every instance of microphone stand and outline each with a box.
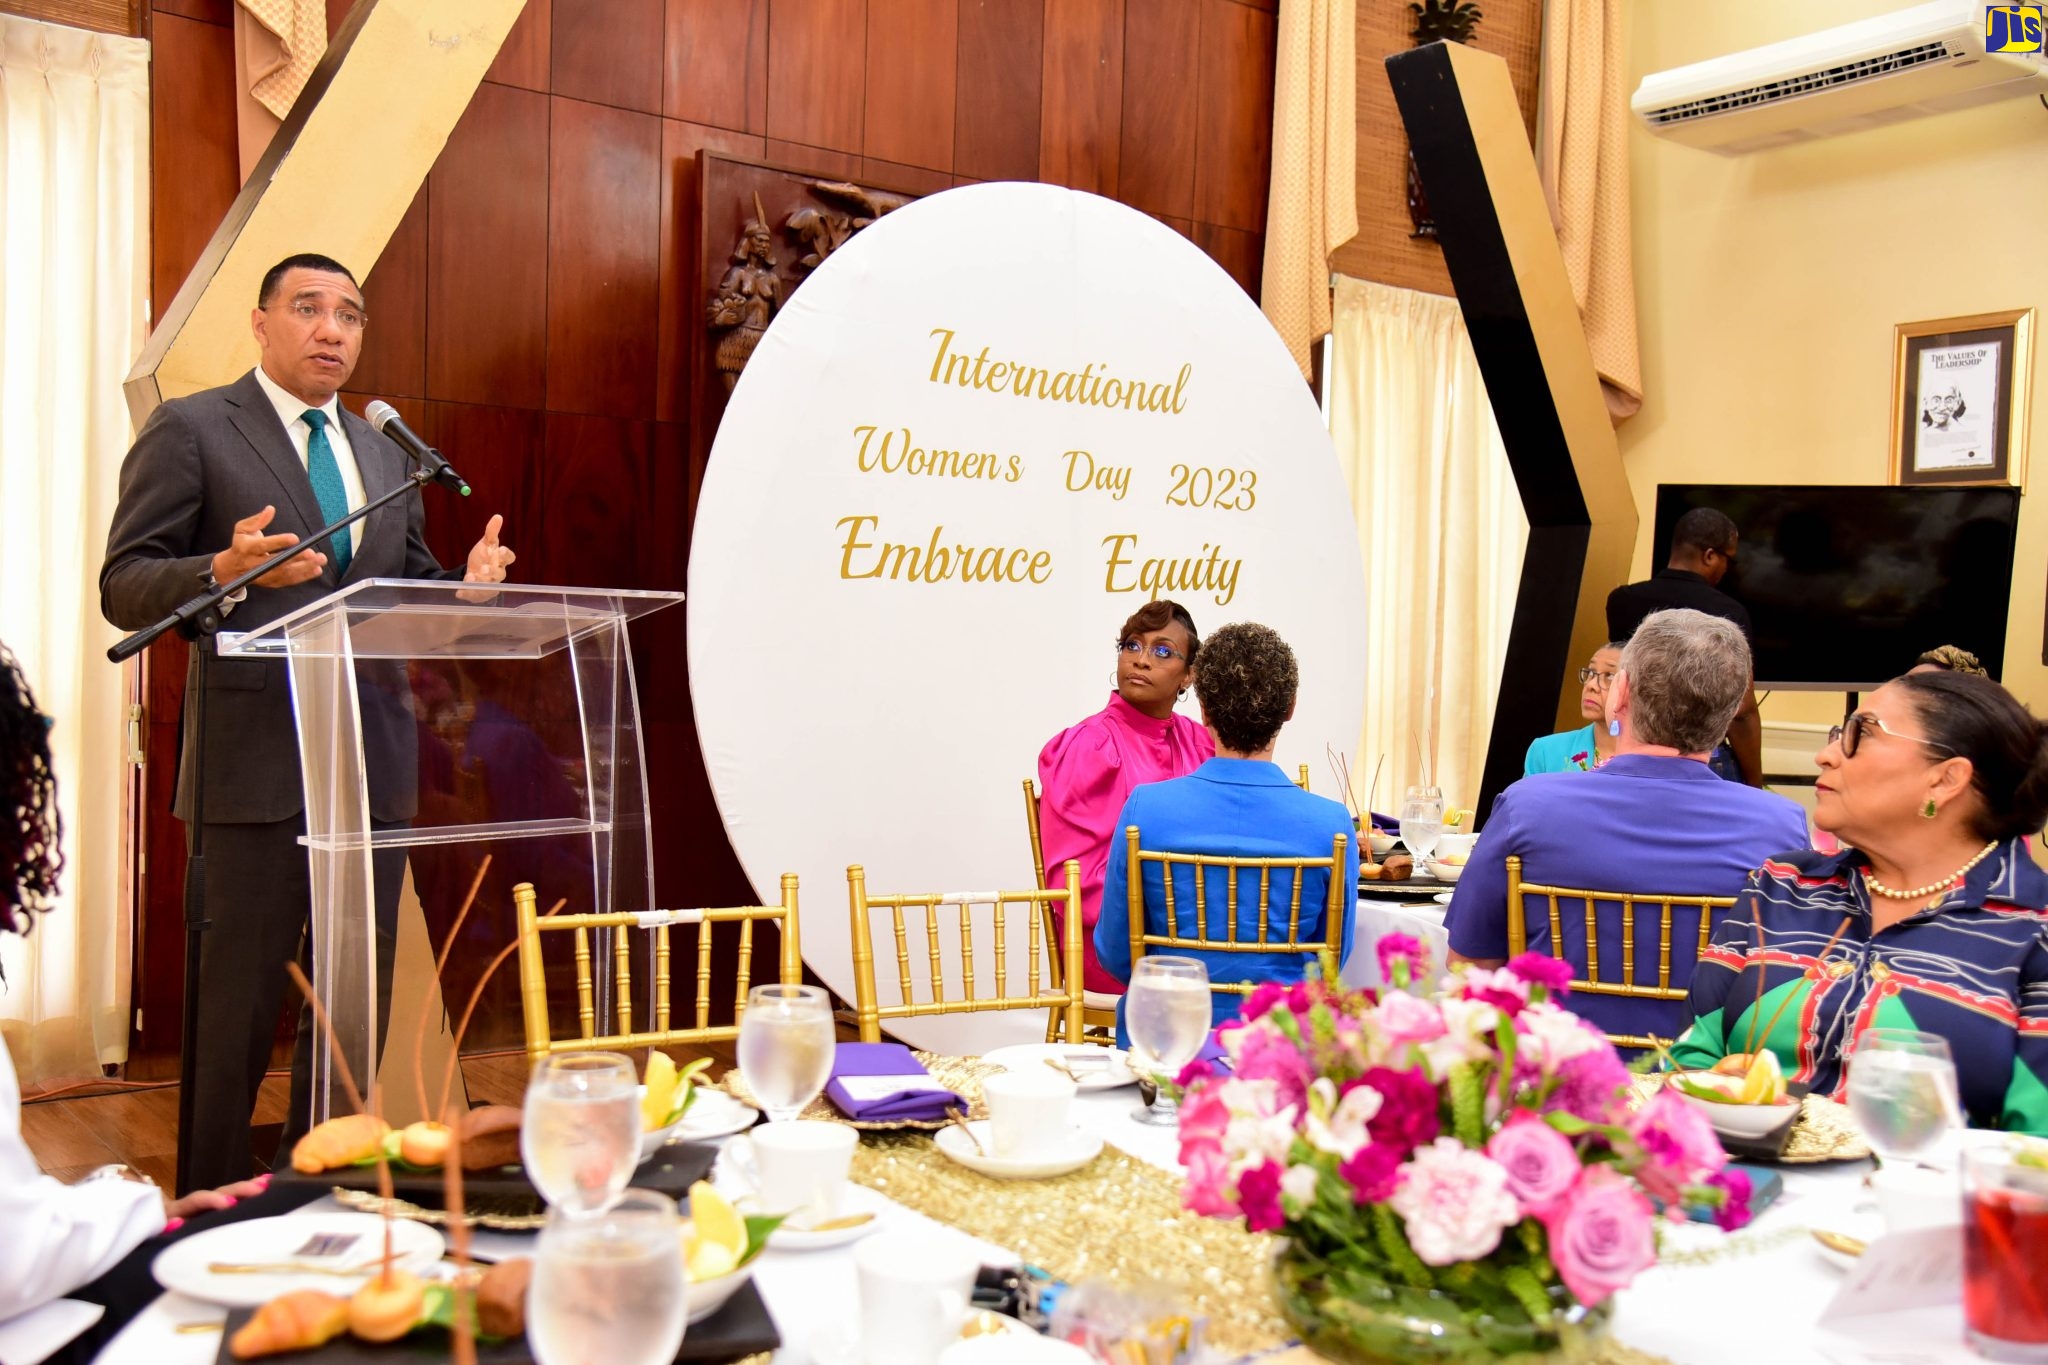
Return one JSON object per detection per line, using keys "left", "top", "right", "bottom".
{"left": 109, "top": 463, "right": 440, "bottom": 1193}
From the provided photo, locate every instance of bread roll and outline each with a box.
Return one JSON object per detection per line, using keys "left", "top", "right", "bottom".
{"left": 475, "top": 1257, "right": 534, "bottom": 1339}
{"left": 1382, "top": 853, "right": 1414, "bottom": 881}
{"left": 348, "top": 1271, "right": 426, "bottom": 1343}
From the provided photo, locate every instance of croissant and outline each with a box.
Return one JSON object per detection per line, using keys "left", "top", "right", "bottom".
{"left": 229, "top": 1289, "right": 350, "bottom": 1358}
{"left": 290, "top": 1112, "right": 392, "bottom": 1174}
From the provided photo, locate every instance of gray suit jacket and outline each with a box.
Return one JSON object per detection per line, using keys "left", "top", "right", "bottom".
{"left": 100, "top": 370, "right": 462, "bottom": 824}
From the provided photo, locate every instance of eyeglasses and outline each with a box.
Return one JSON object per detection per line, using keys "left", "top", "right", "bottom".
{"left": 1117, "top": 639, "right": 1186, "bottom": 663}
{"left": 1826, "top": 712, "right": 1956, "bottom": 760}
{"left": 1577, "top": 667, "right": 1618, "bottom": 690}
{"left": 271, "top": 300, "right": 368, "bottom": 332}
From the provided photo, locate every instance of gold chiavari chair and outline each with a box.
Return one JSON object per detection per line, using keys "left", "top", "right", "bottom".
{"left": 1021, "top": 779, "right": 1119, "bottom": 1044}
{"left": 1125, "top": 827, "right": 1348, "bottom": 1000}
{"left": 1504, "top": 855, "right": 1736, "bottom": 1051}
{"left": 1296, "top": 763, "right": 1310, "bottom": 792}
{"left": 515, "top": 875, "right": 802, "bottom": 1066}
{"left": 847, "top": 860, "right": 1085, "bottom": 1045}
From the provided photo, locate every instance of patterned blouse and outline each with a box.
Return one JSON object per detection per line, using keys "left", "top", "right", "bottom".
{"left": 1671, "top": 839, "right": 2048, "bottom": 1134}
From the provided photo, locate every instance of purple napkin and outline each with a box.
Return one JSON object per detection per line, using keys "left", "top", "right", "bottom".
{"left": 824, "top": 1042, "right": 962, "bottom": 1122}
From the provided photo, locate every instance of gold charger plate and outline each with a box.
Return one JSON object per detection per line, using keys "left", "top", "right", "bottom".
{"left": 718, "top": 1051, "right": 1000, "bottom": 1131}
{"left": 332, "top": 1186, "right": 551, "bottom": 1231}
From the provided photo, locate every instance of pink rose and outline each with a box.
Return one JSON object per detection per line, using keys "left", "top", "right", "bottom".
{"left": 1627, "top": 1088, "right": 1727, "bottom": 1200}
{"left": 1375, "top": 990, "right": 1448, "bottom": 1052}
{"left": 1543, "top": 1167, "right": 1656, "bottom": 1306}
{"left": 1486, "top": 1115, "right": 1580, "bottom": 1218}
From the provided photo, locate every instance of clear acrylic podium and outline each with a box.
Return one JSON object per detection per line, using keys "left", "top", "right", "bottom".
{"left": 222, "top": 579, "right": 685, "bottom": 1124}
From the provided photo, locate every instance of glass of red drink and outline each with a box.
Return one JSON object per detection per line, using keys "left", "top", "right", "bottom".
{"left": 1964, "top": 1140, "right": 2048, "bottom": 1361}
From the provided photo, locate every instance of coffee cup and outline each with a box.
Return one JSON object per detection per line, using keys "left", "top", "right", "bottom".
{"left": 1871, "top": 1163, "right": 1962, "bottom": 1235}
{"left": 982, "top": 1069, "right": 1074, "bottom": 1157}
{"left": 855, "top": 1232, "right": 977, "bottom": 1365}
{"left": 743, "top": 1119, "right": 856, "bottom": 1225}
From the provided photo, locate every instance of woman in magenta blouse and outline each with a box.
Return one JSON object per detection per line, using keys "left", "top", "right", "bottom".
{"left": 1038, "top": 600, "right": 1214, "bottom": 994}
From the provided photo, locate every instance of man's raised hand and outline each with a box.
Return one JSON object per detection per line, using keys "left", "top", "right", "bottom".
{"left": 212, "top": 505, "right": 326, "bottom": 588}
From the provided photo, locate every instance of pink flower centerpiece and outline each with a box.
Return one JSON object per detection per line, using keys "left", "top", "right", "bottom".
{"left": 1175, "top": 938, "right": 1743, "bottom": 1363}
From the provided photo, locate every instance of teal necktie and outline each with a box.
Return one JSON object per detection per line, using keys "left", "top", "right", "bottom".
{"left": 301, "top": 408, "right": 351, "bottom": 576}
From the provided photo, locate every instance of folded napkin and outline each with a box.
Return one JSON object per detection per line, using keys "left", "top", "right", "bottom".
{"left": 824, "top": 1042, "right": 962, "bottom": 1122}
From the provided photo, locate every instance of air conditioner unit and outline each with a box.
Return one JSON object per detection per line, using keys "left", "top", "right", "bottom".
{"left": 1632, "top": 0, "right": 2047, "bottom": 154}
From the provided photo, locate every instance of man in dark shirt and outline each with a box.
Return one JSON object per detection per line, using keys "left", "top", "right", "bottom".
{"left": 1605, "top": 508, "right": 1764, "bottom": 786}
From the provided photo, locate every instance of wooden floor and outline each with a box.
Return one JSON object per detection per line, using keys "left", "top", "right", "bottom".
{"left": 20, "top": 1046, "right": 742, "bottom": 1188}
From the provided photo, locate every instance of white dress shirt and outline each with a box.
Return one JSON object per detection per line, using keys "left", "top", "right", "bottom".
{"left": 250, "top": 365, "right": 366, "bottom": 556}
{"left": 0, "top": 1038, "right": 165, "bottom": 1326}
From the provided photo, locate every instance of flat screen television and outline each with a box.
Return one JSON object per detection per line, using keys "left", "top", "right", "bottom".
{"left": 1650, "top": 485, "right": 2019, "bottom": 689}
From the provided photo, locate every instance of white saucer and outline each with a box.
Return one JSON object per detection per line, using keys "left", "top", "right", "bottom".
{"left": 1432, "top": 891, "right": 1453, "bottom": 905}
{"left": 677, "top": 1088, "right": 758, "bottom": 1141}
{"left": 152, "top": 1212, "right": 444, "bottom": 1307}
{"left": 933, "top": 1122, "right": 1103, "bottom": 1179}
{"left": 737, "top": 1186, "right": 889, "bottom": 1250}
{"left": 981, "top": 1043, "right": 1137, "bottom": 1091}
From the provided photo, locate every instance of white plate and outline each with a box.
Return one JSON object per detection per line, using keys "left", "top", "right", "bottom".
{"left": 152, "top": 1212, "right": 445, "bottom": 1307}
{"left": 942, "top": 1335, "right": 1095, "bottom": 1364}
{"left": 1672, "top": 1073, "right": 1799, "bottom": 1140}
{"left": 981, "top": 1043, "right": 1137, "bottom": 1092}
{"left": 677, "top": 1088, "right": 758, "bottom": 1141}
{"left": 686, "top": 1264, "right": 755, "bottom": 1324}
{"left": 736, "top": 1185, "right": 889, "bottom": 1251}
{"left": 933, "top": 1122, "right": 1103, "bottom": 1180}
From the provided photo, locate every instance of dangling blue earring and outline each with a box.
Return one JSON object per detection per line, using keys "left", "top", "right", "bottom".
{"left": 1607, "top": 719, "right": 1621, "bottom": 738}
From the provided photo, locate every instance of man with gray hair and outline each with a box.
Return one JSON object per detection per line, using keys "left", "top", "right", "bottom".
{"left": 1444, "top": 609, "right": 1807, "bottom": 1047}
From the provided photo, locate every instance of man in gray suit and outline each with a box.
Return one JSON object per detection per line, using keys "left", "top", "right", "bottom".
{"left": 100, "top": 254, "right": 516, "bottom": 1188}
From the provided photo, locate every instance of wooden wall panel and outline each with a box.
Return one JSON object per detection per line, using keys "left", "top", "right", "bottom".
{"left": 1115, "top": 0, "right": 1196, "bottom": 220}
{"left": 427, "top": 83, "right": 549, "bottom": 407}
{"left": 346, "top": 183, "right": 428, "bottom": 402}
{"left": 1195, "top": 220, "right": 1260, "bottom": 300}
{"left": 419, "top": 402, "right": 548, "bottom": 570}
{"left": 149, "top": 14, "right": 239, "bottom": 317}
{"left": 663, "top": 0, "right": 767, "bottom": 132}
{"left": 954, "top": 0, "right": 1041, "bottom": 183}
{"left": 1039, "top": 0, "right": 1122, "bottom": 196}
{"left": 657, "top": 120, "right": 768, "bottom": 424}
{"left": 765, "top": 0, "right": 866, "bottom": 154}
{"left": 545, "top": 98, "right": 663, "bottom": 419}
{"left": 1192, "top": 0, "right": 1274, "bottom": 234}
{"left": 151, "top": 0, "right": 229, "bottom": 26}
{"left": 551, "top": 0, "right": 663, "bottom": 114}
{"left": 485, "top": 0, "right": 551, "bottom": 91}
{"left": 762, "top": 138, "right": 861, "bottom": 180}
{"left": 863, "top": 0, "right": 957, "bottom": 172}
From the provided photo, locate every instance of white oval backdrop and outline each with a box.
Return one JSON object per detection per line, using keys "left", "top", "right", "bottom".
{"left": 688, "top": 182, "right": 1367, "bottom": 1053}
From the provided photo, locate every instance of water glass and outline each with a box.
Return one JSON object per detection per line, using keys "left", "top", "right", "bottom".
{"left": 1124, "top": 956, "right": 1211, "bottom": 1126}
{"left": 522, "top": 1051, "right": 641, "bottom": 1216}
{"left": 1845, "top": 1028, "right": 1960, "bottom": 1167}
{"left": 1399, "top": 784, "right": 1445, "bottom": 870}
{"left": 1964, "top": 1138, "right": 2048, "bottom": 1361}
{"left": 528, "top": 1189, "right": 688, "bottom": 1365}
{"left": 737, "top": 983, "right": 837, "bottom": 1122}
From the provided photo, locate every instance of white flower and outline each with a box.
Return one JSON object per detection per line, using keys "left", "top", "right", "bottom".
{"left": 1303, "top": 1080, "right": 1383, "bottom": 1160}
{"left": 1388, "top": 1137, "right": 1522, "bottom": 1266}
{"left": 1518, "top": 1002, "right": 1604, "bottom": 1069}
{"left": 1422, "top": 997, "right": 1501, "bottom": 1076}
{"left": 1214, "top": 1078, "right": 1298, "bottom": 1170}
{"left": 1281, "top": 1162, "right": 1321, "bottom": 1210}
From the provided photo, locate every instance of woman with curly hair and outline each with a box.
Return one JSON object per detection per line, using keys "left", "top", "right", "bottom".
{"left": 1037, "top": 600, "right": 1214, "bottom": 995}
{"left": 0, "top": 645, "right": 270, "bottom": 1352}
{"left": 1092, "top": 622, "right": 1357, "bottom": 1039}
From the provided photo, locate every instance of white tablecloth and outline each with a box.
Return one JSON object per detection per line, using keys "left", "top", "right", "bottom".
{"left": 95, "top": 1089, "right": 1971, "bottom": 1365}
{"left": 1341, "top": 895, "right": 1450, "bottom": 990}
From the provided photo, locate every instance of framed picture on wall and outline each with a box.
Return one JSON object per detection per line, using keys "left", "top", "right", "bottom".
{"left": 1890, "top": 308, "right": 2034, "bottom": 487}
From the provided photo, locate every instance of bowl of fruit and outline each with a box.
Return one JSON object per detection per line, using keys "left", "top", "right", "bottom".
{"left": 680, "top": 1181, "right": 781, "bottom": 1324}
{"left": 639, "top": 1053, "right": 713, "bottom": 1163}
{"left": 1671, "top": 1052, "right": 1799, "bottom": 1140}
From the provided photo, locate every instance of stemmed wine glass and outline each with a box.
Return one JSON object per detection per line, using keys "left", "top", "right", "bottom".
{"left": 528, "top": 1189, "right": 688, "bottom": 1365}
{"left": 737, "top": 983, "right": 837, "bottom": 1122}
{"left": 1399, "top": 784, "right": 1446, "bottom": 876}
{"left": 1846, "top": 1028, "right": 1961, "bottom": 1168}
{"left": 521, "top": 1051, "right": 642, "bottom": 1217}
{"left": 1125, "top": 956, "right": 1212, "bottom": 1126}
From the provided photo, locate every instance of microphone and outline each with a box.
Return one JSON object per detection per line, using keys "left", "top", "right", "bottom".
{"left": 364, "top": 400, "right": 472, "bottom": 496}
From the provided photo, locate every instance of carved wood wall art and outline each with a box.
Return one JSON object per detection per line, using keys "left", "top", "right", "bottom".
{"left": 690, "top": 156, "right": 930, "bottom": 505}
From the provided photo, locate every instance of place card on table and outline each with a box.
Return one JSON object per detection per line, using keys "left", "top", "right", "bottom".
{"left": 1817, "top": 1224, "right": 1962, "bottom": 1325}
{"left": 825, "top": 1042, "right": 962, "bottom": 1121}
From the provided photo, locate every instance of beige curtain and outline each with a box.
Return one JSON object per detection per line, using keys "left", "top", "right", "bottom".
{"left": 0, "top": 15, "right": 149, "bottom": 1084}
{"left": 233, "top": 0, "right": 326, "bottom": 179}
{"left": 1260, "top": 0, "right": 1357, "bottom": 380}
{"left": 1328, "top": 277, "right": 1526, "bottom": 820}
{"left": 1538, "top": 0, "right": 1641, "bottom": 422}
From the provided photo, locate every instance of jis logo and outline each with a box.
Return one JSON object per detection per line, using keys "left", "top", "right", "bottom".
{"left": 1986, "top": 5, "right": 2045, "bottom": 53}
